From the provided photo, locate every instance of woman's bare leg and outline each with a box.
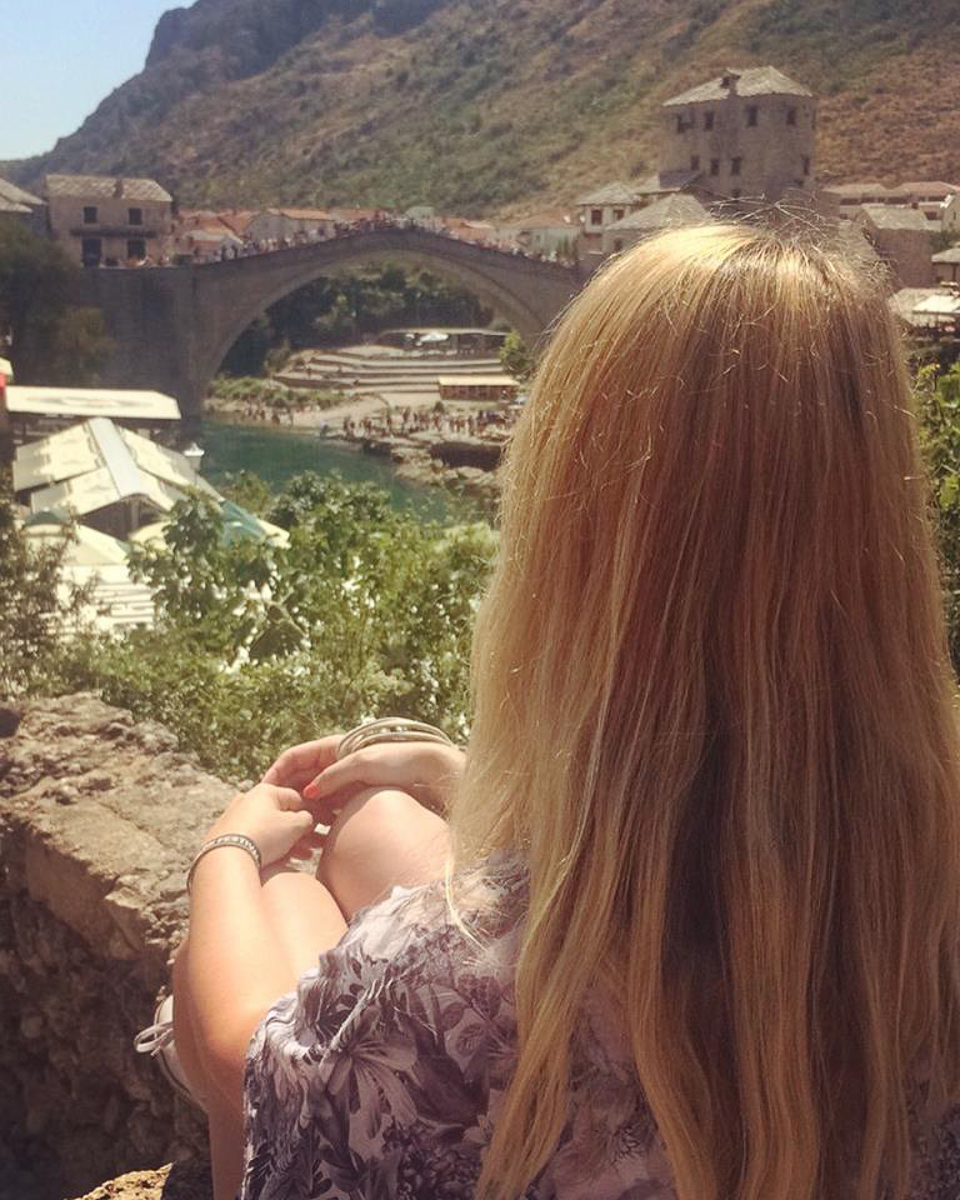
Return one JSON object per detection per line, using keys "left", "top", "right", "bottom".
{"left": 318, "top": 786, "right": 451, "bottom": 920}
{"left": 172, "top": 870, "right": 348, "bottom": 1200}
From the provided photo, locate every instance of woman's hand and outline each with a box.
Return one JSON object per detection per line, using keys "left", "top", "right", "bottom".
{"left": 302, "top": 741, "right": 466, "bottom": 820}
{"left": 203, "top": 783, "right": 317, "bottom": 869}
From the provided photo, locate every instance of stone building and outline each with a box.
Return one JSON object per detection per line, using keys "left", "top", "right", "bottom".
{"left": 602, "top": 194, "right": 711, "bottom": 254}
{"left": 660, "top": 66, "right": 816, "bottom": 204}
{"left": 576, "top": 65, "right": 815, "bottom": 257}
{"left": 45, "top": 174, "right": 174, "bottom": 267}
{"left": 933, "top": 247, "right": 960, "bottom": 285}
{"left": 855, "top": 204, "right": 940, "bottom": 287}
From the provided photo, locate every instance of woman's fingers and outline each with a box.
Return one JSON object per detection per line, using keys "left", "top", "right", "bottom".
{"left": 261, "top": 736, "right": 342, "bottom": 789}
{"left": 302, "top": 753, "right": 374, "bottom": 802}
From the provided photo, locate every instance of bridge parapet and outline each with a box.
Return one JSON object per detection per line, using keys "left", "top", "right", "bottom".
{"left": 78, "top": 229, "right": 586, "bottom": 424}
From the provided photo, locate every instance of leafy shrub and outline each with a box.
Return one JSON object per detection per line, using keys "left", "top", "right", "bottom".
{"left": 41, "top": 473, "right": 496, "bottom": 779}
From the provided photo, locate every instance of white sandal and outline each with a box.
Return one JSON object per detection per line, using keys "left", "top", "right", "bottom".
{"left": 134, "top": 994, "right": 205, "bottom": 1111}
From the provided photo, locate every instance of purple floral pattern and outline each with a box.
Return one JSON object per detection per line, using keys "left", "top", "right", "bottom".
{"left": 241, "top": 859, "right": 960, "bottom": 1200}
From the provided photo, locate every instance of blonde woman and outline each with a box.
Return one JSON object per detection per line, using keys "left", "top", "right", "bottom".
{"left": 168, "top": 226, "right": 960, "bottom": 1200}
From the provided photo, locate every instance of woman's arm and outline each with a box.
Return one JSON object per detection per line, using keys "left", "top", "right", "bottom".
{"left": 178, "top": 783, "right": 319, "bottom": 1113}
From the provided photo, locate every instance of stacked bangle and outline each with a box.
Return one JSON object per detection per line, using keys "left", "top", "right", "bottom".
{"left": 336, "top": 717, "right": 456, "bottom": 761}
{"left": 186, "top": 833, "right": 263, "bottom": 894}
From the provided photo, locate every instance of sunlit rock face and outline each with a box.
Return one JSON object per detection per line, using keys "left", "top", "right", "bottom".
{"left": 0, "top": 696, "right": 233, "bottom": 1200}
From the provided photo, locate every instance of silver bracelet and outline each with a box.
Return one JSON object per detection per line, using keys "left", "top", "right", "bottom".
{"left": 186, "top": 833, "right": 263, "bottom": 894}
{"left": 337, "top": 717, "right": 456, "bottom": 761}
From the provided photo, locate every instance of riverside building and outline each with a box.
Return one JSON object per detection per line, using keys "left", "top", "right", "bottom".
{"left": 44, "top": 174, "right": 174, "bottom": 267}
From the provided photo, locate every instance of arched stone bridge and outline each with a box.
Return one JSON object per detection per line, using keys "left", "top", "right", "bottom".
{"left": 77, "top": 228, "right": 587, "bottom": 424}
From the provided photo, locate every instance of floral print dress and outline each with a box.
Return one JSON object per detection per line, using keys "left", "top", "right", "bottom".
{"left": 241, "top": 858, "right": 960, "bottom": 1200}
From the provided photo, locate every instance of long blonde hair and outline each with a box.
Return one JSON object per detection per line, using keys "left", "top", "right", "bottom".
{"left": 448, "top": 225, "right": 960, "bottom": 1200}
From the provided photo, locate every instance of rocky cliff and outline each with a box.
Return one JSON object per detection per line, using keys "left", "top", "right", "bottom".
{"left": 0, "top": 696, "right": 233, "bottom": 1200}
{"left": 5, "top": 0, "right": 959, "bottom": 214}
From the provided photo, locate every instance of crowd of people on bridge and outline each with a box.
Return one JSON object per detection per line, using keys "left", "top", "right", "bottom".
{"left": 100, "top": 208, "right": 569, "bottom": 269}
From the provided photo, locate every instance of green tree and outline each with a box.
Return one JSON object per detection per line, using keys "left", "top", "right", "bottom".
{"left": 0, "top": 218, "right": 73, "bottom": 379}
{"left": 43, "top": 306, "right": 114, "bottom": 385}
{"left": 499, "top": 330, "right": 536, "bottom": 381}
{"left": 0, "top": 219, "right": 113, "bottom": 384}
{"left": 0, "top": 485, "right": 89, "bottom": 696}
{"left": 916, "top": 362, "right": 960, "bottom": 669}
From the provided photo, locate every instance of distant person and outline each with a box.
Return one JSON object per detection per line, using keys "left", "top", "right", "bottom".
{"left": 145, "top": 226, "right": 960, "bottom": 1200}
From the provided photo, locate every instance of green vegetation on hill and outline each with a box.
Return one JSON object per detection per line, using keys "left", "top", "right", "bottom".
{"left": 5, "top": 0, "right": 957, "bottom": 215}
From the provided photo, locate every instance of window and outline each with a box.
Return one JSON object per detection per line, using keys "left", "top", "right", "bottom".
{"left": 731, "top": 157, "right": 742, "bottom": 176}
{"left": 590, "top": 208, "right": 603, "bottom": 226}
{"left": 710, "top": 158, "right": 720, "bottom": 176}
{"left": 746, "top": 105, "right": 758, "bottom": 127}
{"left": 127, "top": 238, "right": 146, "bottom": 260}
{"left": 690, "top": 155, "right": 700, "bottom": 171}
{"left": 128, "top": 207, "right": 143, "bottom": 225}
{"left": 613, "top": 208, "right": 625, "bottom": 221}
{"left": 675, "top": 114, "right": 685, "bottom": 132}
{"left": 704, "top": 111, "right": 715, "bottom": 131}
{"left": 81, "top": 237, "right": 102, "bottom": 266}
{"left": 802, "top": 156, "right": 811, "bottom": 176}
{"left": 786, "top": 107, "right": 797, "bottom": 126}
{"left": 83, "top": 206, "right": 98, "bottom": 224}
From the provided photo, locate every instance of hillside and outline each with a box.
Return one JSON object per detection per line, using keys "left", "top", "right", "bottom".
{"left": 5, "top": 0, "right": 959, "bottom": 216}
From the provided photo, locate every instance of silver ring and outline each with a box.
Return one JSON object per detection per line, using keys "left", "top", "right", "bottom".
{"left": 336, "top": 717, "right": 456, "bottom": 761}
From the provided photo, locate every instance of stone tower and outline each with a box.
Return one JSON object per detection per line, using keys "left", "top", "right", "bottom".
{"left": 660, "top": 66, "right": 816, "bottom": 203}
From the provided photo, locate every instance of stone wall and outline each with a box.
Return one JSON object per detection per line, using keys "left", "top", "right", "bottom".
{"left": 0, "top": 695, "right": 235, "bottom": 1200}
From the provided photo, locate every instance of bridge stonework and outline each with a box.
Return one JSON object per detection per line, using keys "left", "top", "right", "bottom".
{"left": 77, "top": 230, "right": 586, "bottom": 425}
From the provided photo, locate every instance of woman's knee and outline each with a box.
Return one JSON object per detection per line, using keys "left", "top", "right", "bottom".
{"left": 318, "top": 787, "right": 449, "bottom": 915}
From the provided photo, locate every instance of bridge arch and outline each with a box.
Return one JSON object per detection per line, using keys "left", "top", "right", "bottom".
{"left": 79, "top": 228, "right": 584, "bottom": 423}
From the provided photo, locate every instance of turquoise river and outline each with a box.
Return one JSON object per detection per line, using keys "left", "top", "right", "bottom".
{"left": 200, "top": 422, "right": 491, "bottom": 524}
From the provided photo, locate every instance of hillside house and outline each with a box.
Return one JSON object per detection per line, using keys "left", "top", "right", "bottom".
{"left": 895, "top": 181, "right": 960, "bottom": 220}
{"left": 944, "top": 195, "right": 960, "bottom": 234}
{"left": 660, "top": 66, "right": 816, "bottom": 204}
{"left": 45, "top": 174, "right": 174, "bottom": 267}
{"left": 499, "top": 210, "right": 577, "bottom": 257}
{"left": 576, "top": 65, "right": 815, "bottom": 258}
{"left": 856, "top": 204, "right": 940, "bottom": 287}
{"left": 602, "top": 194, "right": 712, "bottom": 254}
{"left": 245, "top": 207, "right": 336, "bottom": 244}
{"left": 933, "top": 247, "right": 960, "bottom": 285}
{"left": 576, "top": 182, "right": 643, "bottom": 254}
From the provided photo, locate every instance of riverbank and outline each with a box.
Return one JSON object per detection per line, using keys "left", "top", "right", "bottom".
{"left": 199, "top": 419, "right": 498, "bottom": 522}
{"left": 203, "top": 403, "right": 508, "bottom": 503}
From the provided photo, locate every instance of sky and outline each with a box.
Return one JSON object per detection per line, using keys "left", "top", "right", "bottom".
{"left": 1, "top": 0, "right": 175, "bottom": 161}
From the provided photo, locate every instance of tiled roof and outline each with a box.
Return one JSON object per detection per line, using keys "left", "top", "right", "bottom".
{"left": 933, "top": 246, "right": 960, "bottom": 263}
{"left": 576, "top": 181, "right": 639, "bottom": 206}
{"left": 607, "top": 194, "right": 711, "bottom": 231}
{"left": 267, "top": 206, "right": 335, "bottom": 221}
{"left": 45, "top": 174, "right": 172, "bottom": 202}
{"left": 888, "top": 287, "right": 945, "bottom": 321}
{"left": 633, "top": 169, "right": 702, "bottom": 195}
{"left": 663, "top": 65, "right": 812, "bottom": 107}
{"left": 894, "top": 181, "right": 960, "bottom": 196}
{"left": 504, "top": 209, "right": 575, "bottom": 229}
{"left": 0, "top": 176, "right": 43, "bottom": 212}
{"left": 858, "top": 203, "right": 938, "bottom": 231}
{"left": 822, "top": 181, "right": 893, "bottom": 197}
